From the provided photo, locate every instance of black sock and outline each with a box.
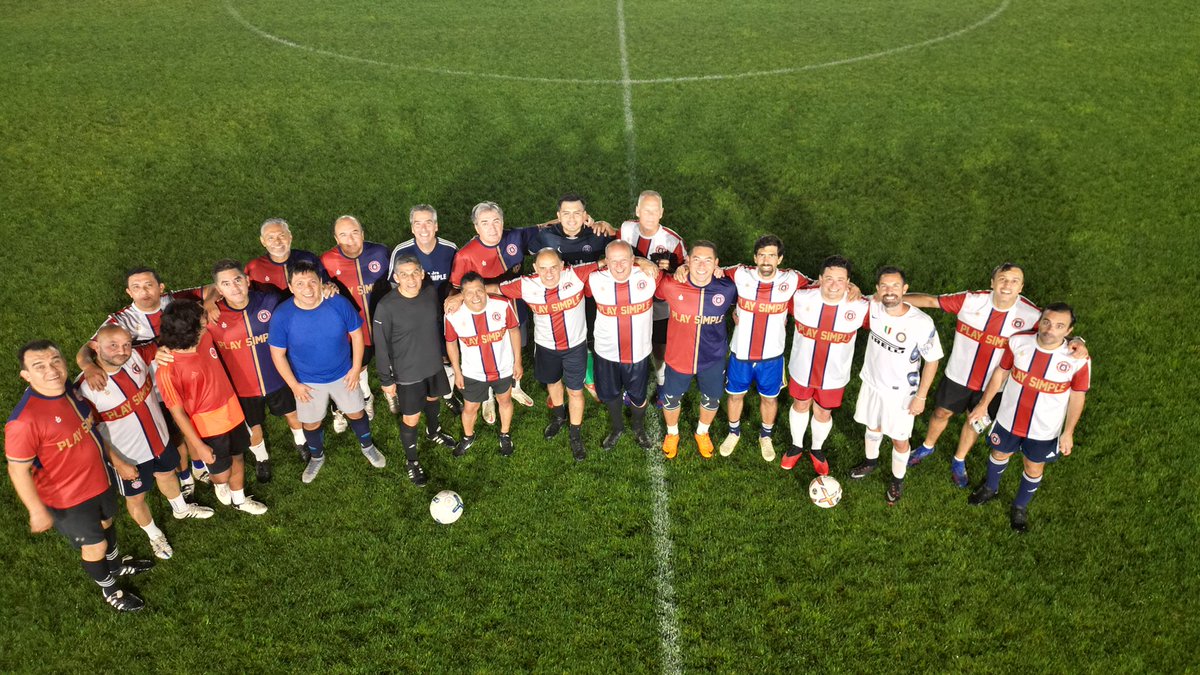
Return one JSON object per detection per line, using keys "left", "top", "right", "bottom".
{"left": 553, "top": 404, "right": 566, "bottom": 421}
{"left": 423, "top": 398, "right": 442, "bottom": 436}
{"left": 82, "top": 559, "right": 116, "bottom": 596}
{"left": 631, "top": 403, "right": 647, "bottom": 431}
{"left": 569, "top": 424, "right": 582, "bottom": 440}
{"left": 606, "top": 400, "right": 625, "bottom": 432}
{"left": 103, "top": 526, "right": 120, "bottom": 573}
{"left": 400, "top": 422, "right": 420, "bottom": 462}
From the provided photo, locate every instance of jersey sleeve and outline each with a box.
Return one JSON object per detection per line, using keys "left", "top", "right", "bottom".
{"left": 334, "top": 295, "right": 364, "bottom": 333}
{"left": 444, "top": 316, "right": 459, "bottom": 342}
{"left": 156, "top": 365, "right": 182, "bottom": 410}
{"left": 449, "top": 250, "right": 471, "bottom": 288}
{"left": 572, "top": 263, "right": 601, "bottom": 285}
{"left": 498, "top": 279, "right": 523, "bottom": 301}
{"left": 1071, "top": 361, "right": 1091, "bottom": 392}
{"left": 267, "top": 306, "right": 291, "bottom": 349}
{"left": 918, "top": 324, "right": 944, "bottom": 361}
{"left": 938, "top": 292, "right": 968, "bottom": 314}
{"left": 999, "top": 345, "right": 1015, "bottom": 370}
{"left": 655, "top": 276, "right": 672, "bottom": 301}
{"left": 505, "top": 304, "right": 519, "bottom": 330}
{"left": 516, "top": 225, "right": 542, "bottom": 252}
{"left": 3, "top": 418, "right": 38, "bottom": 461}
{"left": 169, "top": 287, "right": 204, "bottom": 302}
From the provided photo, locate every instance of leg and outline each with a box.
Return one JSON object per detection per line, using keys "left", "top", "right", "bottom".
{"left": 496, "top": 389, "right": 514, "bottom": 433}
{"left": 725, "top": 392, "right": 745, "bottom": 430}
{"left": 922, "top": 406, "right": 953, "bottom": 450}
{"left": 547, "top": 380, "right": 565, "bottom": 408}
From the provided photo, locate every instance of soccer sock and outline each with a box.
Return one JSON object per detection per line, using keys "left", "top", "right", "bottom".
{"left": 81, "top": 559, "right": 116, "bottom": 596}
{"left": 1014, "top": 472, "right": 1042, "bottom": 509}
{"left": 728, "top": 420, "right": 741, "bottom": 436}
{"left": 304, "top": 428, "right": 326, "bottom": 459}
{"left": 984, "top": 455, "right": 1010, "bottom": 492}
{"left": 140, "top": 520, "right": 164, "bottom": 541}
{"left": 667, "top": 424, "right": 679, "bottom": 436}
{"left": 789, "top": 408, "right": 810, "bottom": 448}
{"left": 358, "top": 369, "right": 371, "bottom": 398}
{"left": 248, "top": 441, "right": 268, "bottom": 462}
{"left": 696, "top": 421, "right": 711, "bottom": 435}
{"left": 191, "top": 460, "right": 206, "bottom": 471}
{"left": 178, "top": 470, "right": 192, "bottom": 483}
{"left": 569, "top": 424, "right": 582, "bottom": 440}
{"left": 230, "top": 489, "right": 245, "bottom": 505}
{"left": 103, "top": 526, "right": 120, "bottom": 573}
{"left": 810, "top": 418, "right": 833, "bottom": 450}
{"left": 400, "top": 422, "right": 420, "bottom": 462}
{"left": 347, "top": 415, "right": 374, "bottom": 449}
{"left": 864, "top": 430, "right": 883, "bottom": 461}
{"left": 553, "top": 404, "right": 567, "bottom": 421}
{"left": 423, "top": 398, "right": 443, "bottom": 436}
{"left": 630, "top": 402, "right": 647, "bottom": 431}
{"left": 760, "top": 423, "right": 773, "bottom": 438}
{"left": 291, "top": 427, "right": 306, "bottom": 445}
{"left": 168, "top": 495, "right": 188, "bottom": 512}
{"left": 606, "top": 400, "right": 625, "bottom": 432}
{"left": 892, "top": 447, "right": 910, "bottom": 480}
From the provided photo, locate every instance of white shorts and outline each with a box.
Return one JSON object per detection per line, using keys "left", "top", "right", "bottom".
{"left": 853, "top": 380, "right": 916, "bottom": 441}
{"left": 296, "top": 380, "right": 366, "bottom": 425}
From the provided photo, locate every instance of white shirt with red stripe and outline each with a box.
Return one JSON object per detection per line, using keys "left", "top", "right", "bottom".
{"left": 78, "top": 352, "right": 170, "bottom": 466}
{"left": 994, "top": 333, "right": 1091, "bottom": 441}
{"left": 587, "top": 268, "right": 657, "bottom": 364}
{"left": 498, "top": 264, "right": 597, "bottom": 351}
{"left": 860, "top": 301, "right": 944, "bottom": 395}
{"left": 96, "top": 287, "right": 203, "bottom": 362}
{"left": 445, "top": 297, "right": 519, "bottom": 382}
{"left": 728, "top": 266, "right": 809, "bottom": 361}
{"left": 939, "top": 291, "right": 1042, "bottom": 391}
{"left": 788, "top": 289, "right": 869, "bottom": 390}
{"left": 619, "top": 221, "right": 686, "bottom": 321}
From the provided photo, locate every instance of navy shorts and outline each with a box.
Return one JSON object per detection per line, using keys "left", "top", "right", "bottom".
{"left": 462, "top": 376, "right": 513, "bottom": 404}
{"left": 534, "top": 343, "right": 588, "bottom": 390}
{"left": 593, "top": 355, "right": 650, "bottom": 405}
{"left": 985, "top": 423, "right": 1061, "bottom": 464}
{"left": 725, "top": 355, "right": 785, "bottom": 397}
{"left": 117, "top": 443, "right": 182, "bottom": 497}
{"left": 48, "top": 487, "right": 118, "bottom": 549}
{"left": 660, "top": 363, "right": 725, "bottom": 410}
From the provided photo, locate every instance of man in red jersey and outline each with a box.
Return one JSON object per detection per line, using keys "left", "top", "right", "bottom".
{"left": 245, "top": 218, "right": 328, "bottom": 294}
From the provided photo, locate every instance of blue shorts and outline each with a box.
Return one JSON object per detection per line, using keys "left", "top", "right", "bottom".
{"left": 985, "top": 424, "right": 1061, "bottom": 464}
{"left": 593, "top": 355, "right": 649, "bottom": 405}
{"left": 660, "top": 363, "right": 725, "bottom": 410}
{"left": 725, "top": 355, "right": 785, "bottom": 397}
{"left": 118, "top": 443, "right": 182, "bottom": 497}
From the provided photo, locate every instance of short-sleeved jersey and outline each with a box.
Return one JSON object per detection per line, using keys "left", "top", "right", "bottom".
{"left": 156, "top": 332, "right": 246, "bottom": 439}
{"left": 445, "top": 297, "right": 519, "bottom": 382}
{"left": 499, "top": 264, "right": 597, "bottom": 351}
{"left": 938, "top": 291, "right": 1042, "bottom": 391}
{"left": 530, "top": 224, "right": 612, "bottom": 266}
{"left": 245, "top": 249, "right": 326, "bottom": 293}
{"left": 450, "top": 228, "right": 541, "bottom": 287}
{"left": 727, "top": 266, "right": 810, "bottom": 361}
{"left": 268, "top": 294, "right": 363, "bottom": 384}
{"left": 859, "top": 301, "right": 944, "bottom": 396}
{"left": 619, "top": 221, "right": 687, "bottom": 321}
{"left": 97, "top": 287, "right": 204, "bottom": 362}
{"left": 587, "top": 268, "right": 657, "bottom": 364}
{"left": 655, "top": 275, "right": 738, "bottom": 374}
{"left": 788, "top": 289, "right": 870, "bottom": 390}
{"left": 79, "top": 352, "right": 169, "bottom": 466}
{"left": 994, "top": 333, "right": 1091, "bottom": 441}
{"left": 321, "top": 242, "right": 392, "bottom": 347}
{"left": 389, "top": 238, "right": 458, "bottom": 289}
{"left": 207, "top": 290, "right": 286, "bottom": 398}
{"left": 5, "top": 384, "right": 111, "bottom": 510}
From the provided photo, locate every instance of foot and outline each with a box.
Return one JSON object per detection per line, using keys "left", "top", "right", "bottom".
{"left": 634, "top": 428, "right": 653, "bottom": 450}
{"left": 718, "top": 432, "right": 739, "bottom": 457}
{"left": 886, "top": 479, "right": 904, "bottom": 506}
{"left": 543, "top": 415, "right": 566, "bottom": 440}
{"left": 361, "top": 444, "right": 387, "bottom": 469}
{"left": 908, "top": 443, "right": 935, "bottom": 466}
{"left": 499, "top": 433, "right": 514, "bottom": 457}
{"left": 231, "top": 497, "right": 268, "bottom": 515}
{"left": 302, "top": 456, "right": 326, "bottom": 483}
{"left": 849, "top": 460, "right": 878, "bottom": 480}
{"left": 453, "top": 436, "right": 475, "bottom": 458}
{"left": 967, "top": 483, "right": 998, "bottom": 506}
{"left": 406, "top": 460, "right": 429, "bottom": 488}
{"left": 602, "top": 429, "right": 624, "bottom": 451}
{"left": 1010, "top": 505, "right": 1030, "bottom": 533}
{"left": 113, "top": 555, "right": 154, "bottom": 577}
{"left": 510, "top": 383, "right": 535, "bottom": 408}
{"left": 695, "top": 433, "right": 715, "bottom": 459}
{"left": 570, "top": 436, "right": 587, "bottom": 462}
{"left": 104, "top": 589, "right": 145, "bottom": 612}
{"left": 332, "top": 409, "right": 349, "bottom": 433}
{"left": 482, "top": 398, "right": 497, "bottom": 425}
{"left": 171, "top": 503, "right": 215, "bottom": 520}
{"left": 447, "top": 392, "right": 464, "bottom": 415}
{"left": 759, "top": 435, "right": 776, "bottom": 462}
{"left": 780, "top": 445, "right": 803, "bottom": 470}
{"left": 426, "top": 430, "right": 457, "bottom": 449}
{"left": 256, "top": 458, "right": 272, "bottom": 484}
{"left": 296, "top": 443, "right": 311, "bottom": 464}
{"left": 179, "top": 477, "right": 195, "bottom": 499}
{"left": 951, "top": 458, "right": 969, "bottom": 489}
{"left": 213, "top": 482, "right": 232, "bottom": 506}
{"left": 385, "top": 392, "right": 400, "bottom": 415}
{"left": 363, "top": 393, "right": 376, "bottom": 421}
{"left": 662, "top": 433, "right": 680, "bottom": 460}
{"left": 809, "top": 449, "right": 830, "bottom": 477}
{"left": 149, "top": 535, "right": 173, "bottom": 560}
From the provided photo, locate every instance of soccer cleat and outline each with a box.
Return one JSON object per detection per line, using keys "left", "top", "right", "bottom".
{"left": 256, "top": 458, "right": 272, "bottom": 484}
{"left": 634, "top": 428, "right": 653, "bottom": 450}
{"left": 1010, "top": 505, "right": 1030, "bottom": 533}
{"left": 385, "top": 392, "right": 400, "bottom": 415}
{"left": 695, "top": 433, "right": 715, "bottom": 459}
{"left": 213, "top": 482, "right": 232, "bottom": 506}
{"left": 498, "top": 433, "right": 514, "bottom": 457}
{"left": 662, "top": 434, "right": 680, "bottom": 460}
{"left": 602, "top": 429, "right": 624, "bottom": 451}
{"left": 149, "top": 537, "right": 175, "bottom": 562}
{"left": 231, "top": 497, "right": 268, "bottom": 515}
{"left": 809, "top": 450, "right": 830, "bottom": 477}
{"left": 426, "top": 430, "right": 457, "bottom": 449}
{"left": 332, "top": 409, "right": 349, "bottom": 433}
{"left": 967, "top": 484, "right": 998, "bottom": 506}
{"left": 296, "top": 443, "right": 311, "bottom": 464}
{"left": 447, "top": 392, "right": 464, "bottom": 415}
{"left": 171, "top": 503, "right": 215, "bottom": 520}
{"left": 510, "top": 382, "right": 535, "bottom": 408}
{"left": 104, "top": 589, "right": 145, "bottom": 613}
{"left": 886, "top": 479, "right": 904, "bottom": 506}
{"left": 406, "top": 460, "right": 429, "bottom": 487}
{"left": 719, "top": 432, "right": 740, "bottom": 457}
{"left": 482, "top": 398, "right": 497, "bottom": 425}
{"left": 951, "top": 459, "right": 969, "bottom": 489}
{"left": 114, "top": 556, "right": 154, "bottom": 577}
{"left": 908, "top": 444, "right": 935, "bottom": 467}
{"left": 453, "top": 436, "right": 474, "bottom": 458}
{"left": 849, "top": 460, "right": 878, "bottom": 480}
{"left": 760, "top": 436, "right": 776, "bottom": 463}
{"left": 302, "top": 456, "right": 326, "bottom": 484}
{"left": 179, "top": 477, "right": 195, "bottom": 500}
{"left": 191, "top": 466, "right": 211, "bottom": 485}
{"left": 780, "top": 446, "right": 804, "bottom": 471}
{"left": 570, "top": 436, "right": 587, "bottom": 462}
{"left": 361, "top": 444, "right": 387, "bottom": 469}
{"left": 543, "top": 415, "right": 566, "bottom": 439}
{"left": 363, "top": 394, "right": 376, "bottom": 421}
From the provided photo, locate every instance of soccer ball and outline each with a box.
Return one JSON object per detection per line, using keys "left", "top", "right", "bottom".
{"left": 430, "top": 490, "right": 464, "bottom": 524}
{"left": 808, "top": 476, "right": 842, "bottom": 509}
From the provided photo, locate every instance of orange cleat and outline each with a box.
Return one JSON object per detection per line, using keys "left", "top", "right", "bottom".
{"left": 695, "top": 433, "right": 714, "bottom": 459}
{"left": 662, "top": 434, "right": 680, "bottom": 460}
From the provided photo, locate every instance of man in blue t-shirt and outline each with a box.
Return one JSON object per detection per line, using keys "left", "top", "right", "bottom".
{"left": 268, "top": 260, "right": 387, "bottom": 483}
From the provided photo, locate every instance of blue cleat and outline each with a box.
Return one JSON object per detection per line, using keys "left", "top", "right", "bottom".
{"left": 908, "top": 444, "right": 935, "bottom": 466}
{"left": 951, "top": 458, "right": 969, "bottom": 489}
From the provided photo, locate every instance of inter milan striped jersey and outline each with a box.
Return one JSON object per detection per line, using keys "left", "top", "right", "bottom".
{"left": 97, "top": 287, "right": 204, "bottom": 362}
{"left": 656, "top": 275, "right": 738, "bottom": 375}
{"left": 450, "top": 228, "right": 542, "bottom": 287}
{"left": 5, "top": 383, "right": 111, "bottom": 510}
{"left": 389, "top": 238, "right": 458, "bottom": 288}
{"left": 619, "top": 220, "right": 686, "bottom": 321}
{"left": 246, "top": 249, "right": 326, "bottom": 293}
{"left": 156, "top": 332, "right": 245, "bottom": 439}
{"left": 587, "top": 268, "right": 657, "bottom": 364}
{"left": 78, "top": 352, "right": 169, "bottom": 466}
{"left": 207, "top": 290, "right": 286, "bottom": 398}
{"left": 445, "top": 297, "right": 519, "bottom": 382}
{"left": 938, "top": 291, "right": 1042, "bottom": 391}
{"left": 499, "top": 264, "right": 598, "bottom": 351}
{"left": 727, "top": 266, "right": 810, "bottom": 361}
{"left": 788, "top": 288, "right": 870, "bottom": 390}
{"left": 993, "top": 333, "right": 1091, "bottom": 441}
{"left": 859, "top": 301, "right": 943, "bottom": 395}
{"left": 322, "top": 242, "right": 392, "bottom": 348}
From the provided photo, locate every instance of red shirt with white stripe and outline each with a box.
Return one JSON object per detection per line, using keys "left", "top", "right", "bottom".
{"left": 96, "top": 287, "right": 204, "bottom": 362}
{"left": 498, "top": 264, "right": 598, "bottom": 351}
{"left": 727, "top": 266, "right": 810, "bottom": 361}
{"left": 587, "top": 268, "right": 657, "bottom": 364}
{"left": 788, "top": 288, "right": 869, "bottom": 390}
{"left": 939, "top": 291, "right": 1042, "bottom": 391}
{"left": 445, "top": 297, "right": 519, "bottom": 382}
{"left": 78, "top": 352, "right": 169, "bottom": 466}
{"left": 619, "top": 221, "right": 686, "bottom": 321}
{"left": 994, "top": 333, "right": 1091, "bottom": 441}
{"left": 321, "top": 242, "right": 391, "bottom": 347}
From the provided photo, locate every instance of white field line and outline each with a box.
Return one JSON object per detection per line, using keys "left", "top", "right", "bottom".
{"left": 616, "top": 0, "right": 637, "bottom": 200}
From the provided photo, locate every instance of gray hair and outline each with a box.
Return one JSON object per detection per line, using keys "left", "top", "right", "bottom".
{"left": 605, "top": 239, "right": 633, "bottom": 256}
{"left": 260, "top": 218, "right": 291, "bottom": 236}
{"left": 636, "top": 190, "right": 662, "bottom": 209}
{"left": 409, "top": 204, "right": 438, "bottom": 223}
{"left": 471, "top": 201, "right": 504, "bottom": 224}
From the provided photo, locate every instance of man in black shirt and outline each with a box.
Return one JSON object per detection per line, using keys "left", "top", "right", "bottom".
{"left": 373, "top": 254, "right": 457, "bottom": 487}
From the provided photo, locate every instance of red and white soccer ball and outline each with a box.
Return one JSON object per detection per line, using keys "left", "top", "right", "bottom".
{"left": 808, "top": 476, "right": 842, "bottom": 508}
{"left": 430, "top": 490, "right": 464, "bottom": 524}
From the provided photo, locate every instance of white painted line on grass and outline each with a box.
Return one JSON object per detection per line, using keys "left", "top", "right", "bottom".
{"left": 616, "top": 0, "right": 637, "bottom": 200}
{"left": 645, "top": 443, "right": 682, "bottom": 675}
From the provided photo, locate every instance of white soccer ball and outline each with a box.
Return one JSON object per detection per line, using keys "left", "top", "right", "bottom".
{"left": 430, "top": 490, "right": 464, "bottom": 524}
{"left": 808, "top": 476, "right": 842, "bottom": 509}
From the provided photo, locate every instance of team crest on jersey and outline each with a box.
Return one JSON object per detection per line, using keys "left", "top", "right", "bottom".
{"left": 582, "top": 245, "right": 592, "bottom": 252}
{"left": 656, "top": 246, "right": 667, "bottom": 253}
{"left": 368, "top": 261, "right": 382, "bottom": 273}
{"left": 780, "top": 283, "right": 789, "bottom": 292}
{"left": 712, "top": 294, "right": 726, "bottom": 307}
{"left": 491, "top": 312, "right": 502, "bottom": 322}
{"left": 54, "top": 416, "right": 62, "bottom": 424}
{"left": 257, "top": 309, "right": 272, "bottom": 323}
{"left": 990, "top": 432, "right": 1001, "bottom": 446}
{"left": 563, "top": 282, "right": 573, "bottom": 291}
{"left": 1012, "top": 318, "right": 1026, "bottom": 329}
{"left": 210, "top": 348, "right": 218, "bottom": 359}
{"left": 221, "top": 322, "right": 228, "bottom": 329}
{"left": 132, "top": 363, "right": 142, "bottom": 375}
{"left": 335, "top": 269, "right": 342, "bottom": 276}
{"left": 637, "top": 280, "right": 648, "bottom": 290}
{"left": 896, "top": 332, "right": 907, "bottom": 343}
{"left": 845, "top": 310, "right": 857, "bottom": 321}
{"left": 264, "top": 275, "right": 271, "bottom": 282}
{"left": 506, "top": 244, "right": 519, "bottom": 256}
{"left": 1057, "top": 361, "right": 1071, "bottom": 372}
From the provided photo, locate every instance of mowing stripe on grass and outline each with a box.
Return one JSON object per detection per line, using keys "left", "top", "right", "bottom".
{"left": 616, "top": 0, "right": 637, "bottom": 200}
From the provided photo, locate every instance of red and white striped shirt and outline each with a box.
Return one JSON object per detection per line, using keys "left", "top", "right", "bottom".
{"left": 78, "top": 352, "right": 169, "bottom": 466}
{"left": 728, "top": 266, "right": 809, "bottom": 361}
{"left": 939, "top": 291, "right": 1042, "bottom": 391}
{"left": 619, "top": 220, "right": 686, "bottom": 321}
{"left": 445, "top": 297, "right": 519, "bottom": 382}
{"left": 788, "top": 288, "right": 869, "bottom": 390}
{"left": 96, "top": 287, "right": 203, "bottom": 362}
{"left": 587, "top": 268, "right": 657, "bottom": 364}
{"left": 498, "top": 264, "right": 597, "bottom": 351}
{"left": 994, "top": 333, "right": 1090, "bottom": 441}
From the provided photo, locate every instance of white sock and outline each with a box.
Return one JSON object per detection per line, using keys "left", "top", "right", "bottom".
{"left": 655, "top": 361, "right": 666, "bottom": 386}
{"left": 140, "top": 519, "right": 164, "bottom": 540}
{"left": 667, "top": 424, "right": 679, "bottom": 436}
{"left": 810, "top": 417, "right": 833, "bottom": 450}
{"left": 248, "top": 441, "right": 269, "bottom": 462}
{"left": 696, "top": 421, "right": 710, "bottom": 435}
{"left": 892, "top": 447, "right": 910, "bottom": 480}
{"left": 231, "top": 489, "right": 246, "bottom": 505}
{"left": 864, "top": 430, "right": 883, "bottom": 461}
{"left": 359, "top": 369, "right": 371, "bottom": 398}
{"left": 291, "top": 427, "right": 306, "bottom": 444}
{"left": 168, "top": 495, "right": 188, "bottom": 512}
{"left": 789, "top": 408, "right": 810, "bottom": 448}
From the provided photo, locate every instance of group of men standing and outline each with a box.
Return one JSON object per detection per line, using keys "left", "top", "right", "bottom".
{"left": 5, "top": 190, "right": 1092, "bottom": 612}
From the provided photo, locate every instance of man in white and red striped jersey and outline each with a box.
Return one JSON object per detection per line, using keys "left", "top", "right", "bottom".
{"left": 444, "top": 273, "right": 523, "bottom": 458}
{"left": 784, "top": 255, "right": 869, "bottom": 476}
{"left": 966, "top": 303, "right": 1090, "bottom": 533}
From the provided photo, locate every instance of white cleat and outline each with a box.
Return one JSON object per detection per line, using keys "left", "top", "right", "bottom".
{"left": 760, "top": 436, "right": 776, "bottom": 463}
{"left": 149, "top": 535, "right": 174, "bottom": 560}
{"left": 302, "top": 456, "right": 326, "bottom": 484}
{"left": 231, "top": 497, "right": 268, "bottom": 515}
{"left": 191, "top": 466, "right": 211, "bottom": 484}
{"left": 332, "top": 409, "right": 349, "bottom": 433}
{"left": 510, "top": 382, "right": 535, "bottom": 408}
{"left": 361, "top": 444, "right": 386, "bottom": 468}
{"left": 482, "top": 397, "right": 497, "bottom": 425}
{"left": 171, "top": 503, "right": 216, "bottom": 520}
{"left": 719, "top": 433, "right": 740, "bottom": 457}
{"left": 213, "top": 482, "right": 232, "bottom": 506}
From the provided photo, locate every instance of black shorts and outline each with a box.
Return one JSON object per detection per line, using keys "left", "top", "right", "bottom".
{"left": 49, "top": 488, "right": 118, "bottom": 549}
{"left": 652, "top": 318, "right": 668, "bottom": 346}
{"left": 934, "top": 378, "right": 1001, "bottom": 418}
{"left": 462, "top": 376, "right": 513, "bottom": 404}
{"left": 117, "top": 444, "right": 181, "bottom": 497}
{"left": 359, "top": 344, "right": 375, "bottom": 368}
{"left": 203, "top": 424, "right": 250, "bottom": 475}
{"left": 534, "top": 343, "right": 588, "bottom": 390}
{"left": 593, "top": 355, "right": 650, "bottom": 405}
{"left": 396, "top": 371, "right": 452, "bottom": 416}
{"left": 240, "top": 387, "right": 297, "bottom": 428}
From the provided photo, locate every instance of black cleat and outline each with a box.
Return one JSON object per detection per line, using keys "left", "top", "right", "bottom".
{"left": 406, "top": 460, "right": 429, "bottom": 488}
{"left": 114, "top": 556, "right": 154, "bottom": 577}
{"left": 1010, "top": 505, "right": 1030, "bottom": 533}
{"left": 296, "top": 443, "right": 311, "bottom": 464}
{"left": 256, "top": 458, "right": 272, "bottom": 484}
{"left": 849, "top": 460, "right": 878, "bottom": 480}
{"left": 426, "top": 430, "right": 457, "bottom": 449}
{"left": 602, "top": 429, "right": 624, "bottom": 451}
{"left": 498, "top": 433, "right": 514, "bottom": 457}
{"left": 543, "top": 416, "right": 566, "bottom": 440}
{"left": 104, "top": 589, "right": 145, "bottom": 612}
{"left": 447, "top": 393, "right": 464, "bottom": 416}
{"left": 634, "top": 428, "right": 653, "bottom": 450}
{"left": 453, "top": 435, "right": 475, "bottom": 458}
{"left": 968, "top": 484, "right": 999, "bottom": 506}
{"left": 570, "top": 437, "right": 587, "bottom": 462}
{"left": 885, "top": 479, "right": 904, "bottom": 506}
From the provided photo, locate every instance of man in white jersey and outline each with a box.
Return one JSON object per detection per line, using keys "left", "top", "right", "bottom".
{"left": 847, "top": 268, "right": 943, "bottom": 505}
{"left": 79, "top": 326, "right": 214, "bottom": 559}
{"left": 783, "top": 256, "right": 869, "bottom": 476}
{"left": 966, "top": 303, "right": 1090, "bottom": 532}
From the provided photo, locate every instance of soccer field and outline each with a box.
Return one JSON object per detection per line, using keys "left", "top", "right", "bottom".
{"left": 1, "top": 0, "right": 1197, "bottom": 671}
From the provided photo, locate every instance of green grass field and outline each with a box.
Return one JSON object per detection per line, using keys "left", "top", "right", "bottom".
{"left": 2, "top": 0, "right": 1198, "bottom": 671}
